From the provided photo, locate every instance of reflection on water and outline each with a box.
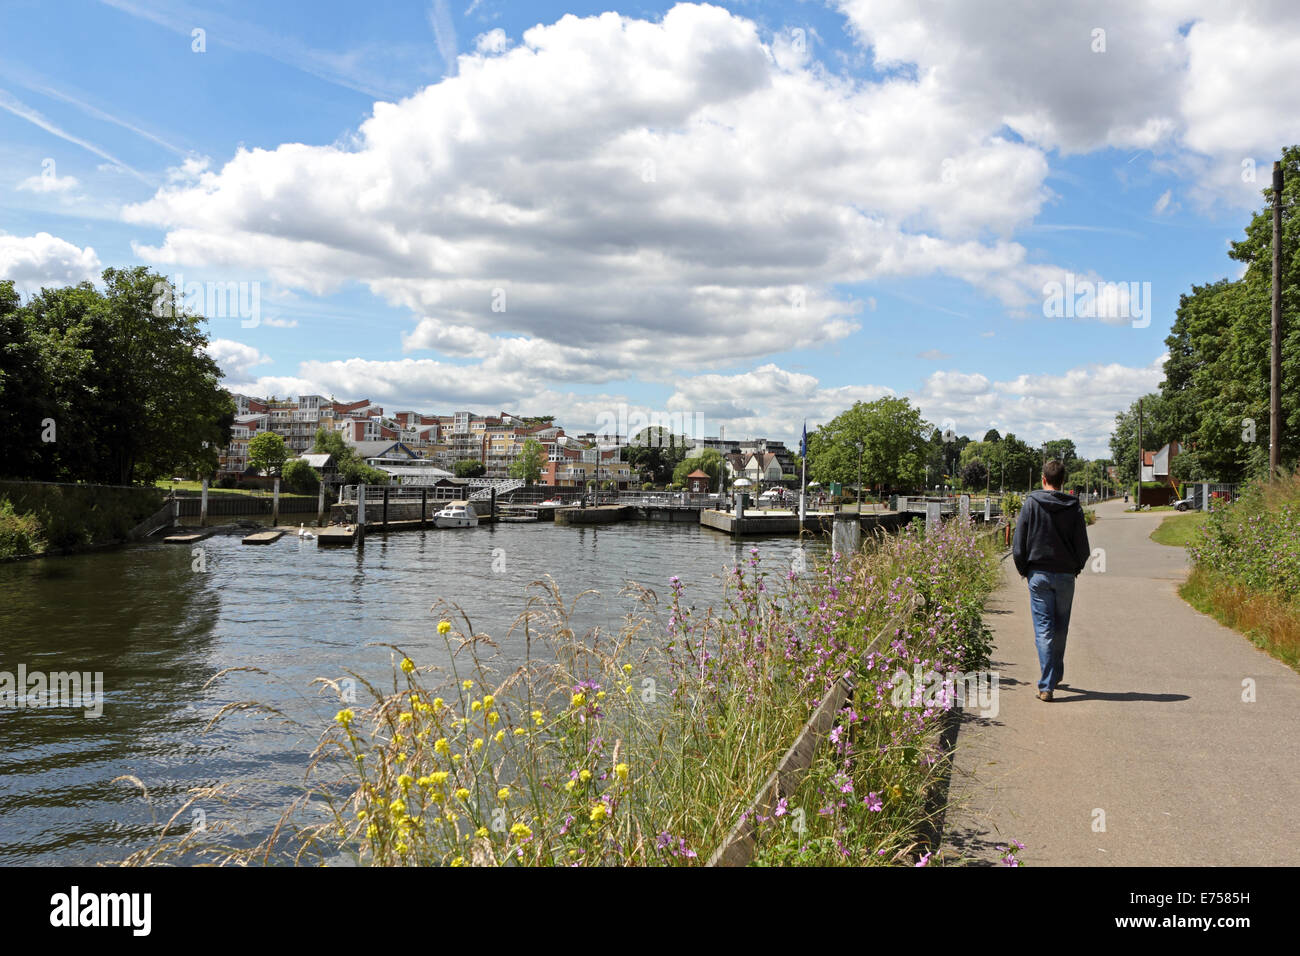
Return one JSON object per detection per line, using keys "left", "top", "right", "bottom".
{"left": 0, "top": 521, "right": 821, "bottom": 864}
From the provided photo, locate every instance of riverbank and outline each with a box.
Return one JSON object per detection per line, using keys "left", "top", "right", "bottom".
{"left": 0, "top": 480, "right": 164, "bottom": 561}
{"left": 121, "top": 517, "right": 1000, "bottom": 867}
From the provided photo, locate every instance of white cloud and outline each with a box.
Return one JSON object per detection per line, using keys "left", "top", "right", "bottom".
{"left": 0, "top": 231, "right": 100, "bottom": 291}
{"left": 205, "top": 339, "right": 272, "bottom": 379}
{"left": 16, "top": 171, "right": 80, "bottom": 194}
{"left": 123, "top": 2, "right": 1087, "bottom": 378}
{"left": 474, "top": 28, "right": 507, "bottom": 54}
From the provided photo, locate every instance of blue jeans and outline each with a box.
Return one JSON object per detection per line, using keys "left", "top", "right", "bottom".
{"left": 1027, "top": 571, "right": 1075, "bottom": 692}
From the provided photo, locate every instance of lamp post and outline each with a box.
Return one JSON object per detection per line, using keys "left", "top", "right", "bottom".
{"left": 854, "top": 440, "right": 863, "bottom": 514}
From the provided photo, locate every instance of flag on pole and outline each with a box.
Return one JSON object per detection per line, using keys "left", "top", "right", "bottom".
{"left": 799, "top": 420, "right": 808, "bottom": 458}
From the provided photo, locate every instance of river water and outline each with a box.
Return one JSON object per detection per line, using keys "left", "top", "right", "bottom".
{"left": 0, "top": 521, "right": 821, "bottom": 865}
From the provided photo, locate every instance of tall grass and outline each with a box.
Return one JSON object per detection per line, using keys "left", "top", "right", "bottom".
{"left": 126, "top": 518, "right": 1000, "bottom": 867}
{"left": 1182, "top": 471, "right": 1300, "bottom": 671}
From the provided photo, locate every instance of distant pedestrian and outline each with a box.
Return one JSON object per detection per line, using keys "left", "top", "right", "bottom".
{"left": 1012, "top": 459, "right": 1091, "bottom": 702}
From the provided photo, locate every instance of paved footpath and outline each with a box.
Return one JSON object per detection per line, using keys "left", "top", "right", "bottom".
{"left": 940, "top": 498, "right": 1300, "bottom": 865}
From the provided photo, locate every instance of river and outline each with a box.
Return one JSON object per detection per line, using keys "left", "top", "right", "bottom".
{"left": 0, "top": 521, "right": 821, "bottom": 865}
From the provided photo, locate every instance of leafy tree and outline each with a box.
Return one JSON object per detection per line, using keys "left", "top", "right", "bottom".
{"left": 672, "top": 449, "right": 723, "bottom": 487}
{"left": 453, "top": 458, "right": 486, "bottom": 479}
{"left": 807, "top": 398, "right": 930, "bottom": 492}
{"left": 983, "top": 428, "right": 1002, "bottom": 443}
{"left": 960, "top": 459, "right": 989, "bottom": 490}
{"left": 248, "top": 430, "right": 289, "bottom": 477}
{"left": 1109, "top": 394, "right": 1177, "bottom": 484}
{"left": 509, "top": 437, "right": 546, "bottom": 484}
{"left": 1042, "top": 439, "right": 1078, "bottom": 467}
{"left": 282, "top": 457, "right": 320, "bottom": 494}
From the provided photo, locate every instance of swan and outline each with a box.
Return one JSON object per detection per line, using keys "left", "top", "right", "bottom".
{"left": 299, "top": 523, "right": 316, "bottom": 539}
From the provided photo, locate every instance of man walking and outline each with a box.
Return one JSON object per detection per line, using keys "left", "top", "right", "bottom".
{"left": 1012, "top": 459, "right": 1091, "bottom": 701}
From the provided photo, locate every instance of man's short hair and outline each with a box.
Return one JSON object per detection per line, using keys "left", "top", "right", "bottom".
{"left": 1042, "top": 459, "right": 1066, "bottom": 489}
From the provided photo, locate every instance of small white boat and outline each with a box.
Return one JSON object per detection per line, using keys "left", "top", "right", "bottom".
{"left": 433, "top": 501, "right": 479, "bottom": 528}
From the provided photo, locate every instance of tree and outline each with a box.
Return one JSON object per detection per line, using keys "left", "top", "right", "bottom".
{"left": 672, "top": 449, "right": 723, "bottom": 487}
{"left": 509, "top": 438, "right": 545, "bottom": 484}
{"left": 983, "top": 428, "right": 1002, "bottom": 443}
{"left": 453, "top": 459, "right": 486, "bottom": 479}
{"left": 282, "top": 457, "right": 320, "bottom": 494}
{"left": 2, "top": 267, "right": 233, "bottom": 484}
{"left": 248, "top": 431, "right": 289, "bottom": 477}
{"left": 1109, "top": 394, "right": 1177, "bottom": 485}
{"left": 1042, "top": 439, "right": 1078, "bottom": 467}
{"left": 807, "top": 397, "right": 930, "bottom": 492}
{"left": 960, "top": 459, "right": 989, "bottom": 490}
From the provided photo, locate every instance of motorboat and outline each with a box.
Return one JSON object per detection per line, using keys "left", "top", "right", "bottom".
{"left": 433, "top": 501, "right": 479, "bottom": 528}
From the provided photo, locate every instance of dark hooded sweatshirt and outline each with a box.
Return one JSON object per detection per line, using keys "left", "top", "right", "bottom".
{"left": 1012, "top": 489, "right": 1091, "bottom": 578}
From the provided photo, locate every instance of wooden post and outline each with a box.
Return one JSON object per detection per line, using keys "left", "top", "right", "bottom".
{"left": 421, "top": 487, "right": 428, "bottom": 528}
{"left": 357, "top": 484, "right": 366, "bottom": 531}
{"left": 272, "top": 478, "right": 281, "bottom": 526}
{"left": 1270, "top": 161, "right": 1284, "bottom": 479}
{"left": 200, "top": 477, "right": 209, "bottom": 527}
{"left": 490, "top": 486, "right": 496, "bottom": 523}
{"left": 317, "top": 481, "right": 325, "bottom": 526}
{"left": 382, "top": 486, "right": 389, "bottom": 530}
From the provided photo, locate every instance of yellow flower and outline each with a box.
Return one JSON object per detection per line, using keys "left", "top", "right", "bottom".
{"left": 389, "top": 798, "right": 407, "bottom": 817}
{"left": 532, "top": 710, "right": 544, "bottom": 727}
{"left": 438, "top": 621, "right": 452, "bottom": 635}
{"left": 622, "top": 684, "right": 632, "bottom": 695}
{"left": 578, "top": 769, "right": 592, "bottom": 783}
{"left": 596, "top": 691, "right": 606, "bottom": 701}
{"left": 398, "top": 773, "right": 414, "bottom": 790}
{"left": 471, "top": 737, "right": 484, "bottom": 753}
{"left": 471, "top": 700, "right": 483, "bottom": 712}
{"left": 400, "top": 657, "right": 415, "bottom": 674}
{"left": 483, "top": 694, "right": 494, "bottom": 707}
{"left": 623, "top": 663, "right": 633, "bottom": 675}
{"left": 564, "top": 779, "right": 576, "bottom": 793}
{"left": 432, "top": 697, "right": 445, "bottom": 713}
{"left": 444, "top": 810, "right": 458, "bottom": 823}
{"left": 450, "top": 855, "right": 466, "bottom": 866}
{"left": 475, "top": 826, "right": 489, "bottom": 838}
{"left": 434, "top": 738, "right": 450, "bottom": 755}
{"left": 455, "top": 787, "right": 470, "bottom": 801}
{"left": 365, "top": 823, "right": 378, "bottom": 840}
{"left": 356, "top": 810, "right": 368, "bottom": 822}
{"left": 497, "top": 787, "right": 511, "bottom": 802}
{"left": 589, "top": 802, "right": 608, "bottom": 823}
{"left": 510, "top": 822, "right": 531, "bottom": 840}
{"left": 571, "top": 692, "right": 586, "bottom": 707}
{"left": 395, "top": 842, "right": 409, "bottom": 854}
{"left": 395, "top": 753, "right": 407, "bottom": 765}
{"left": 334, "top": 708, "right": 355, "bottom": 728}
{"left": 462, "top": 679, "right": 474, "bottom": 690}
{"left": 487, "top": 711, "right": 499, "bottom": 725}
{"left": 399, "top": 712, "right": 413, "bottom": 724}
{"left": 452, "top": 754, "right": 463, "bottom": 763}
{"left": 614, "top": 763, "right": 629, "bottom": 782}
{"left": 494, "top": 730, "right": 505, "bottom": 743}
{"left": 890, "top": 784, "right": 903, "bottom": 800}
{"left": 513, "top": 728, "right": 526, "bottom": 736}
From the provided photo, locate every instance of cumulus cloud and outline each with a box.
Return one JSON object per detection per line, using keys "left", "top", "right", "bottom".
{"left": 474, "top": 28, "right": 507, "bottom": 54}
{"left": 0, "top": 231, "right": 100, "bottom": 291}
{"left": 122, "top": 2, "right": 1082, "bottom": 380}
{"left": 205, "top": 339, "right": 273, "bottom": 379}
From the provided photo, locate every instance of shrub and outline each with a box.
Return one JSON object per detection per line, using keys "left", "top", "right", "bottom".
{"left": 0, "top": 496, "right": 44, "bottom": 559}
{"left": 282, "top": 459, "right": 320, "bottom": 495}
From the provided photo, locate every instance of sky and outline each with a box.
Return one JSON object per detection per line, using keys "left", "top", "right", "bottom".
{"left": 3, "top": 0, "right": 1298, "bottom": 458}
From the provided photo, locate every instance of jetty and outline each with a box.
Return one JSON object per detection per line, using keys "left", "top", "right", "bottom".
{"left": 241, "top": 529, "right": 285, "bottom": 545}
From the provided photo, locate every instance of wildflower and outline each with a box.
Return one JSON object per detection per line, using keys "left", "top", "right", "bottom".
{"left": 471, "top": 700, "right": 483, "bottom": 712}
{"left": 614, "top": 762, "right": 629, "bottom": 782}
{"left": 365, "top": 824, "right": 378, "bottom": 840}
{"left": 432, "top": 697, "right": 445, "bottom": 712}
{"left": 578, "top": 769, "right": 592, "bottom": 783}
{"left": 483, "top": 694, "right": 494, "bottom": 707}
{"left": 450, "top": 856, "right": 466, "bottom": 866}
{"left": 590, "top": 802, "right": 608, "bottom": 824}
{"left": 915, "top": 851, "right": 931, "bottom": 867}
{"left": 487, "top": 711, "right": 499, "bottom": 725}
{"left": 510, "top": 822, "right": 531, "bottom": 840}
{"left": 623, "top": 663, "right": 633, "bottom": 675}
{"left": 434, "top": 738, "right": 450, "bottom": 755}
{"left": 400, "top": 657, "right": 415, "bottom": 674}
{"left": 397, "top": 773, "right": 414, "bottom": 791}
{"left": 563, "top": 779, "right": 576, "bottom": 792}
{"left": 399, "top": 712, "right": 413, "bottom": 724}
{"left": 334, "top": 709, "right": 355, "bottom": 728}
{"left": 513, "top": 727, "right": 526, "bottom": 736}
{"left": 356, "top": 809, "right": 368, "bottom": 821}
{"left": 462, "top": 679, "right": 474, "bottom": 690}
{"left": 865, "top": 792, "right": 883, "bottom": 812}
{"left": 455, "top": 788, "right": 470, "bottom": 801}
{"left": 498, "top": 786, "right": 511, "bottom": 802}
{"left": 531, "top": 710, "right": 544, "bottom": 726}
{"left": 571, "top": 692, "right": 587, "bottom": 707}
{"left": 494, "top": 729, "right": 505, "bottom": 743}
{"left": 476, "top": 826, "right": 489, "bottom": 838}
{"left": 438, "top": 621, "right": 452, "bottom": 635}
{"left": 472, "top": 737, "right": 484, "bottom": 753}
{"left": 773, "top": 798, "right": 788, "bottom": 818}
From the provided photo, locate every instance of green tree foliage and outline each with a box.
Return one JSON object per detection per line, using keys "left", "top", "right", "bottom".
{"left": 627, "top": 427, "right": 688, "bottom": 484}
{"left": 672, "top": 449, "right": 723, "bottom": 487}
{"left": 1109, "top": 393, "right": 1178, "bottom": 484}
{"left": 983, "top": 428, "right": 1002, "bottom": 442}
{"left": 1042, "top": 438, "right": 1078, "bottom": 466}
{"left": 281, "top": 457, "right": 320, "bottom": 494}
{"left": 509, "top": 437, "right": 546, "bottom": 484}
{"left": 248, "top": 430, "right": 289, "bottom": 477}
{"left": 0, "top": 268, "right": 233, "bottom": 484}
{"left": 807, "top": 398, "right": 930, "bottom": 491}
{"left": 453, "top": 458, "right": 486, "bottom": 479}
{"left": 960, "top": 459, "right": 989, "bottom": 490}
{"left": 309, "top": 428, "right": 389, "bottom": 485}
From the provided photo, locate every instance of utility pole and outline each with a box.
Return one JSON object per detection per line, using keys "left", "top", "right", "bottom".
{"left": 1270, "top": 160, "right": 1284, "bottom": 480}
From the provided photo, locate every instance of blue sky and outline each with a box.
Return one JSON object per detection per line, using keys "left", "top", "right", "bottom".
{"left": 3, "top": 0, "right": 1295, "bottom": 456}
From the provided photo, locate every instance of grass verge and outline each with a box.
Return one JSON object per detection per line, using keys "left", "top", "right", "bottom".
{"left": 1150, "top": 511, "right": 1210, "bottom": 546}
{"left": 1180, "top": 566, "right": 1300, "bottom": 673}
